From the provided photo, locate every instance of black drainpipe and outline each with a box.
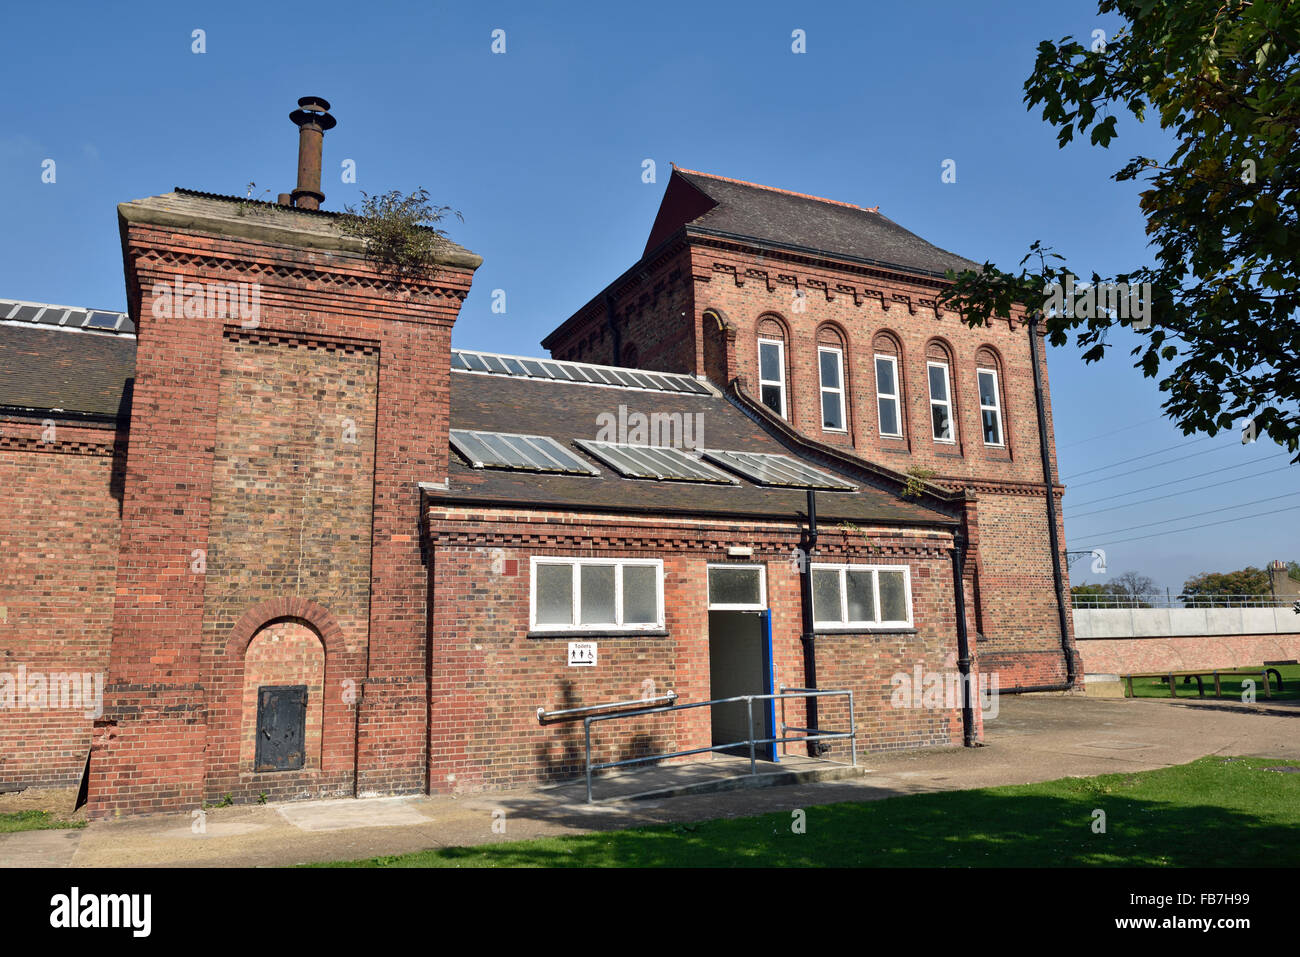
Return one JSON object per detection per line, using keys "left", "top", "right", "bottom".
{"left": 950, "top": 534, "right": 977, "bottom": 746}
{"left": 798, "top": 489, "right": 828, "bottom": 755}
{"left": 1011, "top": 312, "right": 1077, "bottom": 694}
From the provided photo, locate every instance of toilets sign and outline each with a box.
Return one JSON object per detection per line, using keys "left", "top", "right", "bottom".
{"left": 568, "top": 642, "right": 597, "bottom": 667}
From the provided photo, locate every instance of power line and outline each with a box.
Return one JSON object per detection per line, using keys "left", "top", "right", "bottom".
{"left": 1060, "top": 414, "right": 1166, "bottom": 450}
{"left": 1068, "top": 442, "right": 1242, "bottom": 489}
{"left": 1066, "top": 453, "right": 1292, "bottom": 509}
{"left": 1075, "top": 503, "right": 1300, "bottom": 549}
{"left": 1079, "top": 491, "right": 1298, "bottom": 540}
{"left": 1062, "top": 434, "right": 1215, "bottom": 480}
{"left": 1066, "top": 464, "right": 1295, "bottom": 518}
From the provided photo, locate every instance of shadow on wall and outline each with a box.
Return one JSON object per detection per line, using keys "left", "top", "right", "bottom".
{"left": 109, "top": 378, "right": 133, "bottom": 515}
{"left": 533, "top": 680, "right": 668, "bottom": 785}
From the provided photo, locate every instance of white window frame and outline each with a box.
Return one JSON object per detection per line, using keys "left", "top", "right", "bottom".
{"left": 874, "top": 353, "right": 902, "bottom": 438}
{"left": 757, "top": 338, "right": 787, "bottom": 418}
{"left": 529, "top": 557, "right": 664, "bottom": 632}
{"left": 810, "top": 563, "right": 913, "bottom": 629}
{"left": 927, "top": 360, "right": 955, "bottom": 444}
{"left": 977, "top": 367, "right": 1005, "bottom": 447}
{"left": 706, "top": 563, "right": 768, "bottom": 611}
{"left": 817, "top": 346, "right": 847, "bottom": 433}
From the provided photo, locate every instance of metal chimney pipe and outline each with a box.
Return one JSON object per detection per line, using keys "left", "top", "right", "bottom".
{"left": 288, "top": 96, "right": 336, "bottom": 210}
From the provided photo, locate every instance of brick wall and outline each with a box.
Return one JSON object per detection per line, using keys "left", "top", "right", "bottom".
{"left": 200, "top": 334, "right": 378, "bottom": 803}
{"left": 0, "top": 420, "right": 125, "bottom": 789}
{"left": 1078, "top": 634, "right": 1300, "bottom": 675}
{"left": 425, "top": 506, "right": 975, "bottom": 793}
{"left": 87, "top": 200, "right": 477, "bottom": 817}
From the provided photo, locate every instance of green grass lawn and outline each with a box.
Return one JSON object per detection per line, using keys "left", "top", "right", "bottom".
{"left": 310, "top": 756, "right": 1300, "bottom": 868}
{"left": 1127, "top": 664, "right": 1300, "bottom": 701}
{"left": 0, "top": 810, "right": 87, "bottom": 834}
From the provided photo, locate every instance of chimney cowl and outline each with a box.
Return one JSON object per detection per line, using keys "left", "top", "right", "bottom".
{"left": 288, "top": 96, "right": 336, "bottom": 210}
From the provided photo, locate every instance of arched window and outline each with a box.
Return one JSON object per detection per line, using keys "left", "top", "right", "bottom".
{"left": 756, "top": 315, "right": 788, "bottom": 418}
{"left": 925, "top": 340, "right": 956, "bottom": 444}
{"left": 872, "top": 332, "right": 904, "bottom": 438}
{"left": 975, "top": 346, "right": 1006, "bottom": 447}
{"left": 816, "top": 324, "right": 848, "bottom": 432}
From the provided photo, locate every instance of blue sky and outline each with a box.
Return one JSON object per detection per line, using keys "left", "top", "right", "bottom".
{"left": 1, "top": 0, "right": 1294, "bottom": 595}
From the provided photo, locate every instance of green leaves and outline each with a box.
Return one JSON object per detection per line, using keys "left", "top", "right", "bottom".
{"left": 338, "top": 187, "right": 463, "bottom": 281}
{"left": 938, "top": 0, "right": 1300, "bottom": 461}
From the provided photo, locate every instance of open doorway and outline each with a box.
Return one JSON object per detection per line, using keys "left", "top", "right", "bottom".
{"left": 706, "top": 564, "right": 776, "bottom": 761}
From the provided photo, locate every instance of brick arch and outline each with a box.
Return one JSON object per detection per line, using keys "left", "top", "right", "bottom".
{"left": 925, "top": 336, "right": 955, "bottom": 363}
{"left": 756, "top": 312, "right": 790, "bottom": 341}
{"left": 207, "top": 597, "right": 361, "bottom": 794}
{"left": 816, "top": 320, "right": 847, "bottom": 348}
{"left": 872, "top": 329, "right": 903, "bottom": 357}
{"left": 975, "top": 344, "right": 1003, "bottom": 369}
{"left": 224, "top": 596, "right": 347, "bottom": 660}
{"left": 702, "top": 306, "right": 732, "bottom": 332}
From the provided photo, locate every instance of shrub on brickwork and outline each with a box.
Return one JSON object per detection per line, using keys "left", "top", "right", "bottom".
{"left": 901, "top": 465, "right": 936, "bottom": 499}
{"left": 338, "top": 188, "right": 463, "bottom": 281}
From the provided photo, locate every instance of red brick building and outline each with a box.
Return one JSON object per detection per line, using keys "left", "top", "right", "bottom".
{"left": 0, "top": 107, "right": 1077, "bottom": 817}
{"left": 544, "top": 166, "right": 1079, "bottom": 691}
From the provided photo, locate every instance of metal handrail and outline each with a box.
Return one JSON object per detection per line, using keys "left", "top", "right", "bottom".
{"left": 580, "top": 688, "right": 855, "bottom": 803}
{"left": 537, "top": 691, "right": 677, "bottom": 724}
{"left": 1072, "top": 594, "right": 1297, "bottom": 609}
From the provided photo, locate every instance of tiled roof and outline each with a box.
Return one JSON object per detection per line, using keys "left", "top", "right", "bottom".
{"left": 668, "top": 167, "right": 980, "bottom": 277}
{"left": 0, "top": 322, "right": 135, "bottom": 419}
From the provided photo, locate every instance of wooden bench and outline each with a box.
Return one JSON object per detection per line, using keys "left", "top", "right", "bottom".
{"left": 1122, "top": 667, "right": 1283, "bottom": 699}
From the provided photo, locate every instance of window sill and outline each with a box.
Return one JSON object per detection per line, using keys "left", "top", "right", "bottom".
{"left": 814, "top": 626, "right": 918, "bottom": 636}
{"left": 528, "top": 628, "right": 670, "bottom": 639}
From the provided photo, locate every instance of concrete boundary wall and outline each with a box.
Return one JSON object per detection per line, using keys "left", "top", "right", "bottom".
{"left": 1074, "top": 607, "right": 1298, "bottom": 639}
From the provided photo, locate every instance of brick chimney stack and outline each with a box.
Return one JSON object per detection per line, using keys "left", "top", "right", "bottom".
{"left": 1270, "top": 560, "right": 1300, "bottom": 598}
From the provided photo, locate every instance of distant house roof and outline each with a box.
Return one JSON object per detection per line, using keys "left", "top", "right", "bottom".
{"left": 646, "top": 166, "right": 981, "bottom": 278}
{"left": 0, "top": 299, "right": 135, "bottom": 420}
{"left": 428, "top": 351, "right": 959, "bottom": 527}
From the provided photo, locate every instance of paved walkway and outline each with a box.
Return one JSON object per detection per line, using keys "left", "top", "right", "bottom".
{"left": 3, "top": 694, "right": 1296, "bottom": 867}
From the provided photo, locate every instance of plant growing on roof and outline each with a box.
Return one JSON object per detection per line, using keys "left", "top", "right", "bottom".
{"left": 901, "top": 465, "right": 937, "bottom": 499}
{"left": 337, "top": 187, "right": 463, "bottom": 281}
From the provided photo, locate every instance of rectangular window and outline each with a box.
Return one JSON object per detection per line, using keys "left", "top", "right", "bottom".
{"left": 977, "top": 368, "right": 1004, "bottom": 446}
{"left": 707, "top": 564, "right": 767, "bottom": 610}
{"left": 818, "top": 347, "right": 846, "bottom": 432}
{"left": 810, "top": 564, "right": 912, "bottom": 629}
{"left": 530, "top": 558, "right": 664, "bottom": 631}
{"left": 757, "top": 339, "right": 786, "bottom": 418}
{"left": 875, "top": 355, "right": 902, "bottom": 437}
{"left": 927, "top": 361, "right": 954, "bottom": 443}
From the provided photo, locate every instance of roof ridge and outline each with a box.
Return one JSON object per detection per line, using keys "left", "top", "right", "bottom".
{"left": 671, "top": 165, "right": 879, "bottom": 214}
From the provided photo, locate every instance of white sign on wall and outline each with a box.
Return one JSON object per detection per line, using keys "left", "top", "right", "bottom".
{"left": 567, "top": 641, "right": 597, "bottom": 667}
